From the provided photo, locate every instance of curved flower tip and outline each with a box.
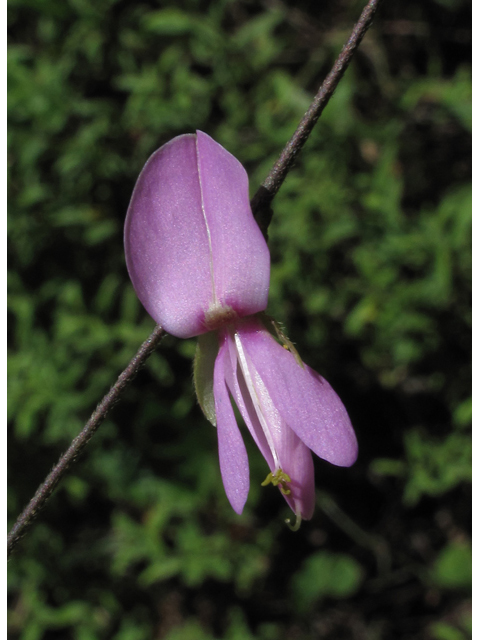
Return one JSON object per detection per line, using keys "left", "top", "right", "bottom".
{"left": 201, "top": 325, "right": 316, "bottom": 520}
{"left": 285, "top": 512, "right": 302, "bottom": 532}
{"left": 124, "top": 131, "right": 270, "bottom": 339}
{"left": 208, "top": 317, "right": 356, "bottom": 520}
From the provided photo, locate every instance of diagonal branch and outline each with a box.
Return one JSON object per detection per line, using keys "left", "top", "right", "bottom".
{"left": 251, "top": 0, "right": 382, "bottom": 237}
{"left": 7, "top": 0, "right": 381, "bottom": 558}
{"left": 7, "top": 325, "right": 166, "bottom": 558}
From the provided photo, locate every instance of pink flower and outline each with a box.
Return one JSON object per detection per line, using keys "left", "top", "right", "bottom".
{"left": 124, "top": 130, "right": 357, "bottom": 524}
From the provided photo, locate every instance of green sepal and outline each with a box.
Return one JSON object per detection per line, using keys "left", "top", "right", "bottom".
{"left": 193, "top": 332, "right": 219, "bottom": 426}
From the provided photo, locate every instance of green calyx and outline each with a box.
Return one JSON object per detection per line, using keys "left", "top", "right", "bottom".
{"left": 193, "top": 331, "right": 219, "bottom": 426}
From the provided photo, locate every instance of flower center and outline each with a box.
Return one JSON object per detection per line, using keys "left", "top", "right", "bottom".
{"left": 204, "top": 303, "right": 237, "bottom": 331}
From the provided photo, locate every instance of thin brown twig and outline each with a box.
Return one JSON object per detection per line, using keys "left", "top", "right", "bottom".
{"left": 251, "top": 0, "right": 381, "bottom": 237}
{"left": 7, "top": 0, "right": 381, "bottom": 558}
{"left": 7, "top": 325, "right": 165, "bottom": 558}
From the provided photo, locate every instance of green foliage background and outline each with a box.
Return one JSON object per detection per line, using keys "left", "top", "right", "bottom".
{"left": 8, "top": 0, "right": 471, "bottom": 638}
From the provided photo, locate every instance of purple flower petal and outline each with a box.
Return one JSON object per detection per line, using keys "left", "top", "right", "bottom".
{"left": 225, "top": 329, "right": 315, "bottom": 519}
{"left": 196, "top": 131, "right": 270, "bottom": 321}
{"left": 274, "top": 427, "right": 315, "bottom": 520}
{"left": 239, "top": 319, "right": 358, "bottom": 467}
{"left": 124, "top": 131, "right": 270, "bottom": 338}
{"left": 223, "top": 331, "right": 275, "bottom": 470}
{"left": 124, "top": 134, "right": 212, "bottom": 338}
{"left": 214, "top": 333, "right": 250, "bottom": 514}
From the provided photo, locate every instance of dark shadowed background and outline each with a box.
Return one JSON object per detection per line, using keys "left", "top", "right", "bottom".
{"left": 8, "top": 0, "right": 471, "bottom": 638}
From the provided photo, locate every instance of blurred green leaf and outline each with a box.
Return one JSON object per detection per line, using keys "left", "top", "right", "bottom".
{"left": 291, "top": 551, "right": 363, "bottom": 612}
{"left": 431, "top": 542, "right": 472, "bottom": 590}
